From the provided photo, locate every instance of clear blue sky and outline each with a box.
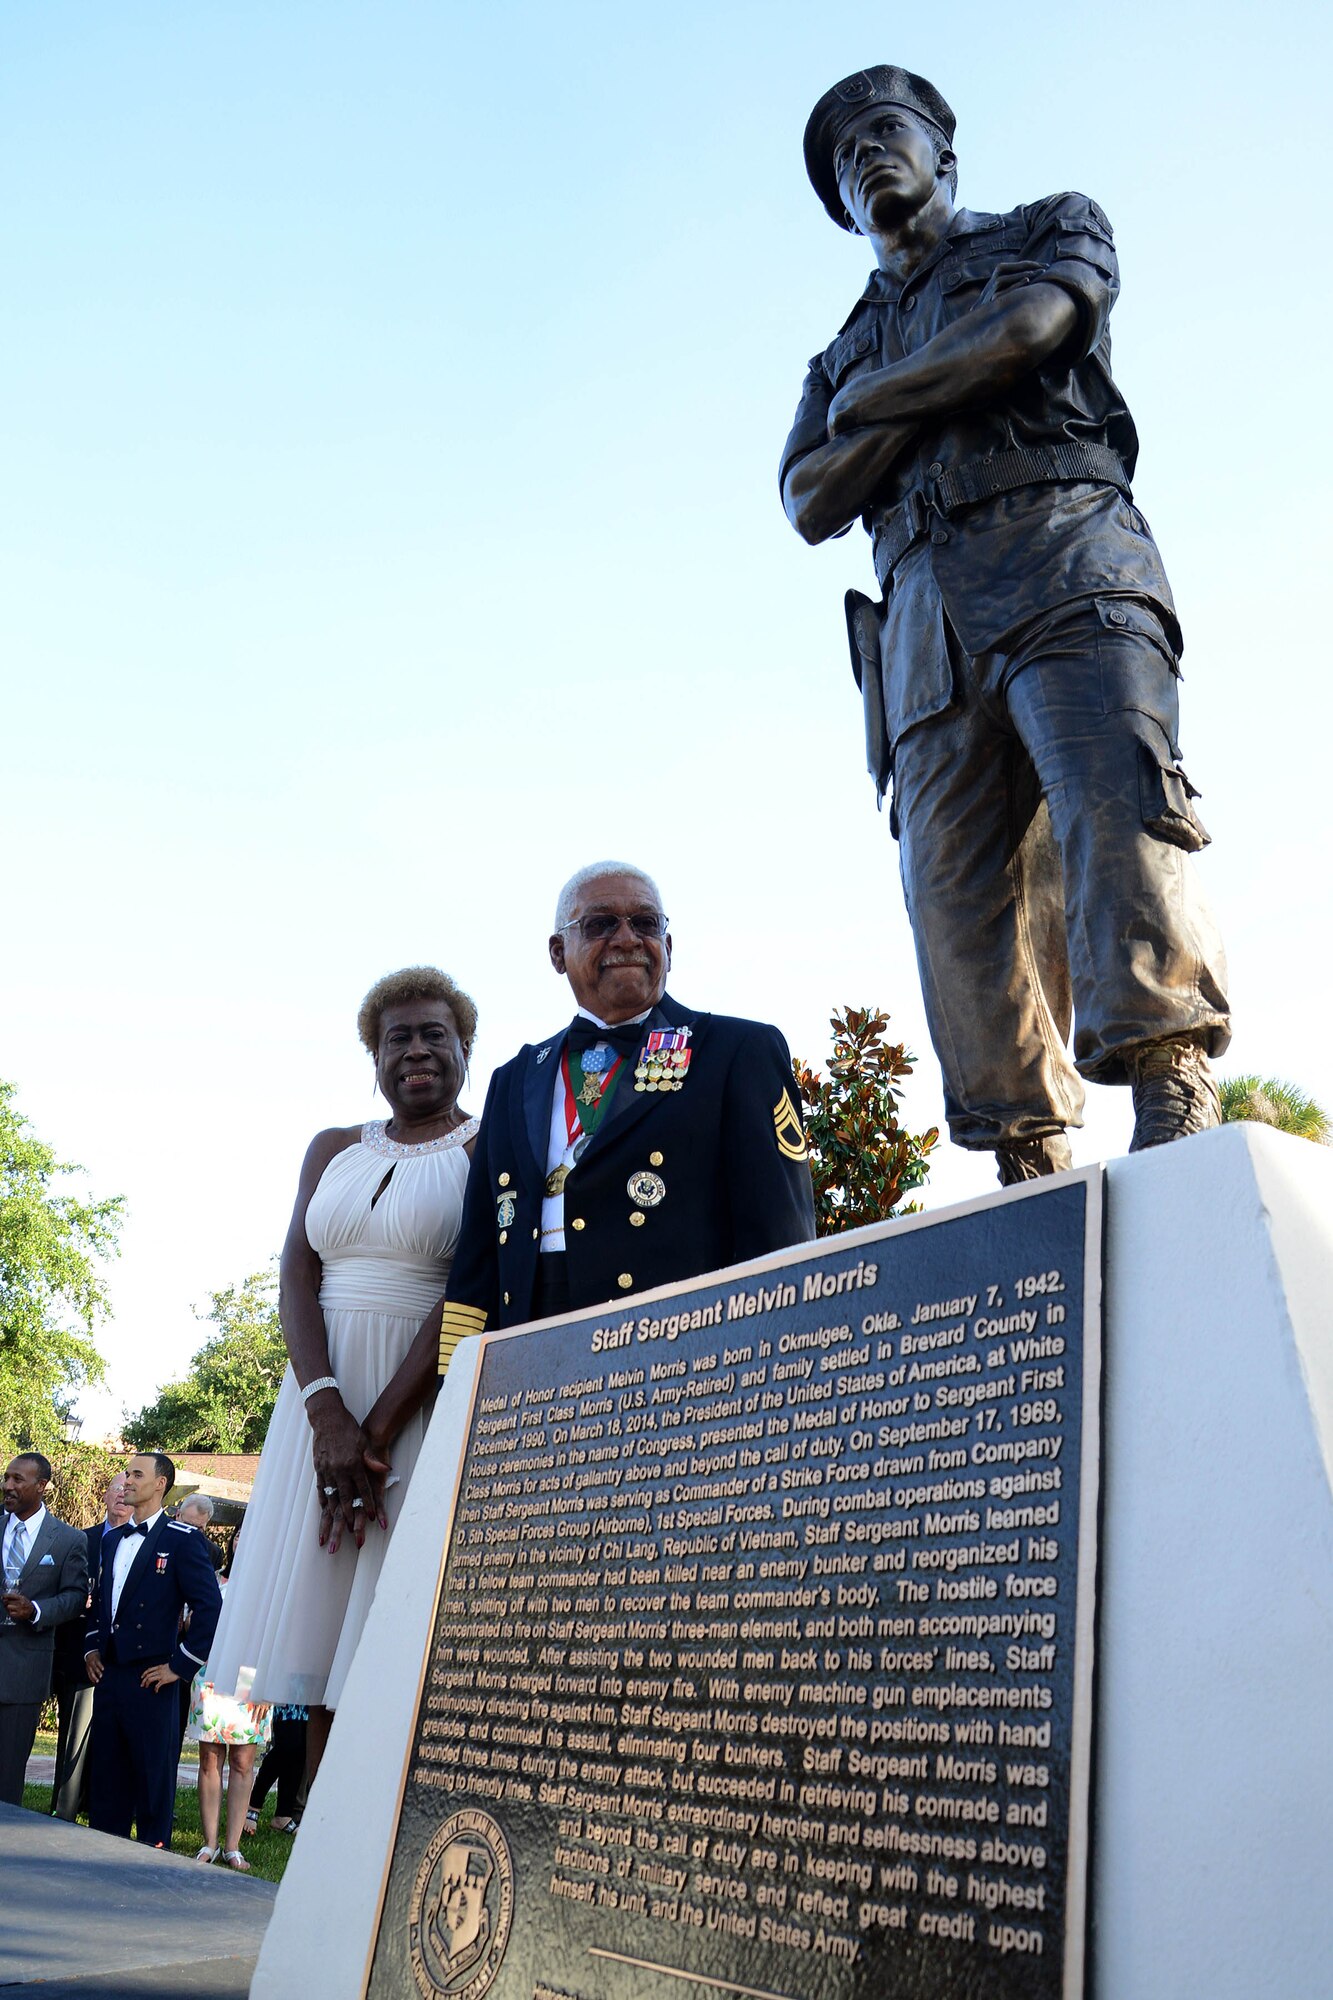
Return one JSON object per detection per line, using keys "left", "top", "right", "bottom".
{"left": 3, "top": 0, "right": 1329, "bottom": 1432}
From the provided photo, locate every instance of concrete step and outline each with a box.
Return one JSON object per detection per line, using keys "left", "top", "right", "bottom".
{"left": 0, "top": 1800, "right": 275, "bottom": 1996}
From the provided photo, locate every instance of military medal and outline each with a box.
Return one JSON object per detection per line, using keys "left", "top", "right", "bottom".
{"left": 567, "top": 1043, "right": 624, "bottom": 1125}
{"left": 636, "top": 1027, "right": 691, "bottom": 1092}
{"left": 496, "top": 1191, "right": 517, "bottom": 1226}
{"left": 547, "top": 1046, "right": 626, "bottom": 1198}
{"left": 577, "top": 1040, "right": 615, "bottom": 1105}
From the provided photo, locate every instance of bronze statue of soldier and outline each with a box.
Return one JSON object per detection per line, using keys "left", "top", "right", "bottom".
{"left": 781, "top": 66, "right": 1230, "bottom": 1182}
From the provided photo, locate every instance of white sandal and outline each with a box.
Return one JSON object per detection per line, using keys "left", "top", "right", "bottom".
{"left": 195, "top": 1844, "right": 219, "bottom": 1863}
{"left": 221, "top": 1848, "right": 252, "bottom": 1873}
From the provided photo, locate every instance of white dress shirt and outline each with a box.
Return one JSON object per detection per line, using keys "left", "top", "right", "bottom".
{"left": 2, "top": 1503, "right": 46, "bottom": 1623}
{"left": 110, "top": 1508, "right": 162, "bottom": 1618}
{"left": 541, "top": 1005, "right": 651, "bottom": 1252}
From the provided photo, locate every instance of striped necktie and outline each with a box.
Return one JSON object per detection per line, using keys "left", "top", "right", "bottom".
{"left": 4, "top": 1519, "right": 27, "bottom": 1592}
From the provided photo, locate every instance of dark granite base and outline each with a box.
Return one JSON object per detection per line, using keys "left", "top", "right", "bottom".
{"left": 0, "top": 1801, "right": 275, "bottom": 1997}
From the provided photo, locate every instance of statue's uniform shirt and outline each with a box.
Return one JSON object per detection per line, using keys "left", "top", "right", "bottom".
{"left": 781, "top": 194, "right": 1229, "bottom": 1144}
{"left": 780, "top": 196, "right": 1179, "bottom": 673}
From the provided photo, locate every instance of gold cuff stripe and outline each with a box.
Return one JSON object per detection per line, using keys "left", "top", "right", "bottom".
{"left": 441, "top": 1303, "right": 487, "bottom": 1329}
{"left": 438, "top": 1304, "right": 487, "bottom": 1374}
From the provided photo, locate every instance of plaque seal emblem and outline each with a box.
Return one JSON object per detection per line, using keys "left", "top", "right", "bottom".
{"left": 407, "top": 1809, "right": 514, "bottom": 2000}
{"left": 627, "top": 1169, "right": 666, "bottom": 1208}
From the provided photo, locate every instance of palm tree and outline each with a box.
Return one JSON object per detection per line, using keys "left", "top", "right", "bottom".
{"left": 1218, "top": 1075, "right": 1331, "bottom": 1144}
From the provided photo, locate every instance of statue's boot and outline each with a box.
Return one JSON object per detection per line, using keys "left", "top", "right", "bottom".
{"left": 995, "top": 1134, "right": 1073, "bottom": 1185}
{"left": 1128, "top": 1035, "right": 1221, "bottom": 1152}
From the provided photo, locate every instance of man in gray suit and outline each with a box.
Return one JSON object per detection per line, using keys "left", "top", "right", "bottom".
{"left": 1, "top": 1452, "right": 90, "bottom": 1806}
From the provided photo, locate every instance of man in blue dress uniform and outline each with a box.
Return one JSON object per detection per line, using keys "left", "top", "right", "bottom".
{"left": 84, "top": 1451, "right": 222, "bottom": 1846}
{"left": 435, "top": 861, "right": 815, "bottom": 1358}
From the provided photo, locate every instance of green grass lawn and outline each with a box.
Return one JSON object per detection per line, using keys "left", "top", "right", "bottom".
{"left": 20, "top": 1776, "right": 296, "bottom": 1885}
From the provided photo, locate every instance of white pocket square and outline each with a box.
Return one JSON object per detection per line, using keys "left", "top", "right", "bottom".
{"left": 38, "top": 1553, "right": 55, "bottom": 1565}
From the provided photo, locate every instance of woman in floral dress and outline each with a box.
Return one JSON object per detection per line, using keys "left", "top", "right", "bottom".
{"left": 189, "top": 1540, "right": 272, "bottom": 1869}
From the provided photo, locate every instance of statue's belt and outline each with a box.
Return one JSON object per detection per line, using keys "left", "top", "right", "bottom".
{"left": 870, "top": 442, "right": 1131, "bottom": 591}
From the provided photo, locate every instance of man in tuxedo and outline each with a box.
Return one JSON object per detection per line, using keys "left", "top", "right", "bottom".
{"left": 49, "top": 1472, "right": 131, "bottom": 1820}
{"left": 84, "top": 1451, "right": 222, "bottom": 1846}
{"left": 436, "top": 861, "right": 816, "bottom": 1358}
{"left": 0, "top": 1453, "right": 90, "bottom": 1807}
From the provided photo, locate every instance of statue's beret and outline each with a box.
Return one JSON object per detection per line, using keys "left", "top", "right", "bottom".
{"left": 804, "top": 67, "right": 956, "bottom": 228}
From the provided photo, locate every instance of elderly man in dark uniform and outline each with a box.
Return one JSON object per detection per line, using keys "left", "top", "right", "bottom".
{"left": 781, "top": 67, "right": 1230, "bottom": 1182}
{"left": 434, "top": 861, "right": 815, "bottom": 1356}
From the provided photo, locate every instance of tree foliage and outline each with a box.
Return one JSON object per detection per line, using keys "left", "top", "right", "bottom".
{"left": 0, "top": 1079, "right": 123, "bottom": 1457}
{"left": 124, "top": 1266, "right": 286, "bottom": 1453}
{"left": 1219, "top": 1075, "right": 1331, "bottom": 1144}
{"left": 793, "top": 1007, "right": 938, "bottom": 1237}
{"left": 44, "top": 1439, "right": 127, "bottom": 1529}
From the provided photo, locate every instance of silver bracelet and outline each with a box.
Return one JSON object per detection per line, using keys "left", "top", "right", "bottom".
{"left": 300, "top": 1375, "right": 339, "bottom": 1404}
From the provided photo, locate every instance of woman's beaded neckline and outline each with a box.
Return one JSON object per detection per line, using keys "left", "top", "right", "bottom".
{"left": 361, "top": 1117, "right": 479, "bottom": 1159}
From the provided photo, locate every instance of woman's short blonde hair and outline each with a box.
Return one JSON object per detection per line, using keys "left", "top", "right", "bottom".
{"left": 357, "top": 967, "right": 478, "bottom": 1057}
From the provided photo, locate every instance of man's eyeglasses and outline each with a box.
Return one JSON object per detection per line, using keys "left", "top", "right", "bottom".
{"left": 559, "top": 912, "right": 669, "bottom": 942}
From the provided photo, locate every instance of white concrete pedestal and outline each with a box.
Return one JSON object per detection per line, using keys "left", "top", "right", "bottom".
{"left": 1092, "top": 1125, "right": 1333, "bottom": 1996}
{"left": 255, "top": 1125, "right": 1333, "bottom": 1999}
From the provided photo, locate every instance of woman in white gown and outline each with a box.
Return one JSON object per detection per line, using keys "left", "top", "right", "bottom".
{"left": 207, "top": 967, "right": 478, "bottom": 1771}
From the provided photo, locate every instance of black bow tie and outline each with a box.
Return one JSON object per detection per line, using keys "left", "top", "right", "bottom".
{"left": 120, "top": 1521, "right": 148, "bottom": 1539}
{"left": 567, "top": 1016, "right": 650, "bottom": 1060}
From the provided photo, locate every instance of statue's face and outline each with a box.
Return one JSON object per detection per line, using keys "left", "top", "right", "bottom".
{"left": 834, "top": 105, "right": 943, "bottom": 234}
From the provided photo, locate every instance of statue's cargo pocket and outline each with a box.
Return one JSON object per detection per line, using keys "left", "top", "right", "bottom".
{"left": 1138, "top": 740, "right": 1210, "bottom": 851}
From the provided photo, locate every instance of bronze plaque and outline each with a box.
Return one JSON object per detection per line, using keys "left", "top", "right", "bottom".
{"left": 368, "top": 1173, "right": 1101, "bottom": 1999}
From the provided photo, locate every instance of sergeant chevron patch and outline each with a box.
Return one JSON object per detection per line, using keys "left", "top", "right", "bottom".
{"left": 773, "top": 1087, "right": 809, "bottom": 1161}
